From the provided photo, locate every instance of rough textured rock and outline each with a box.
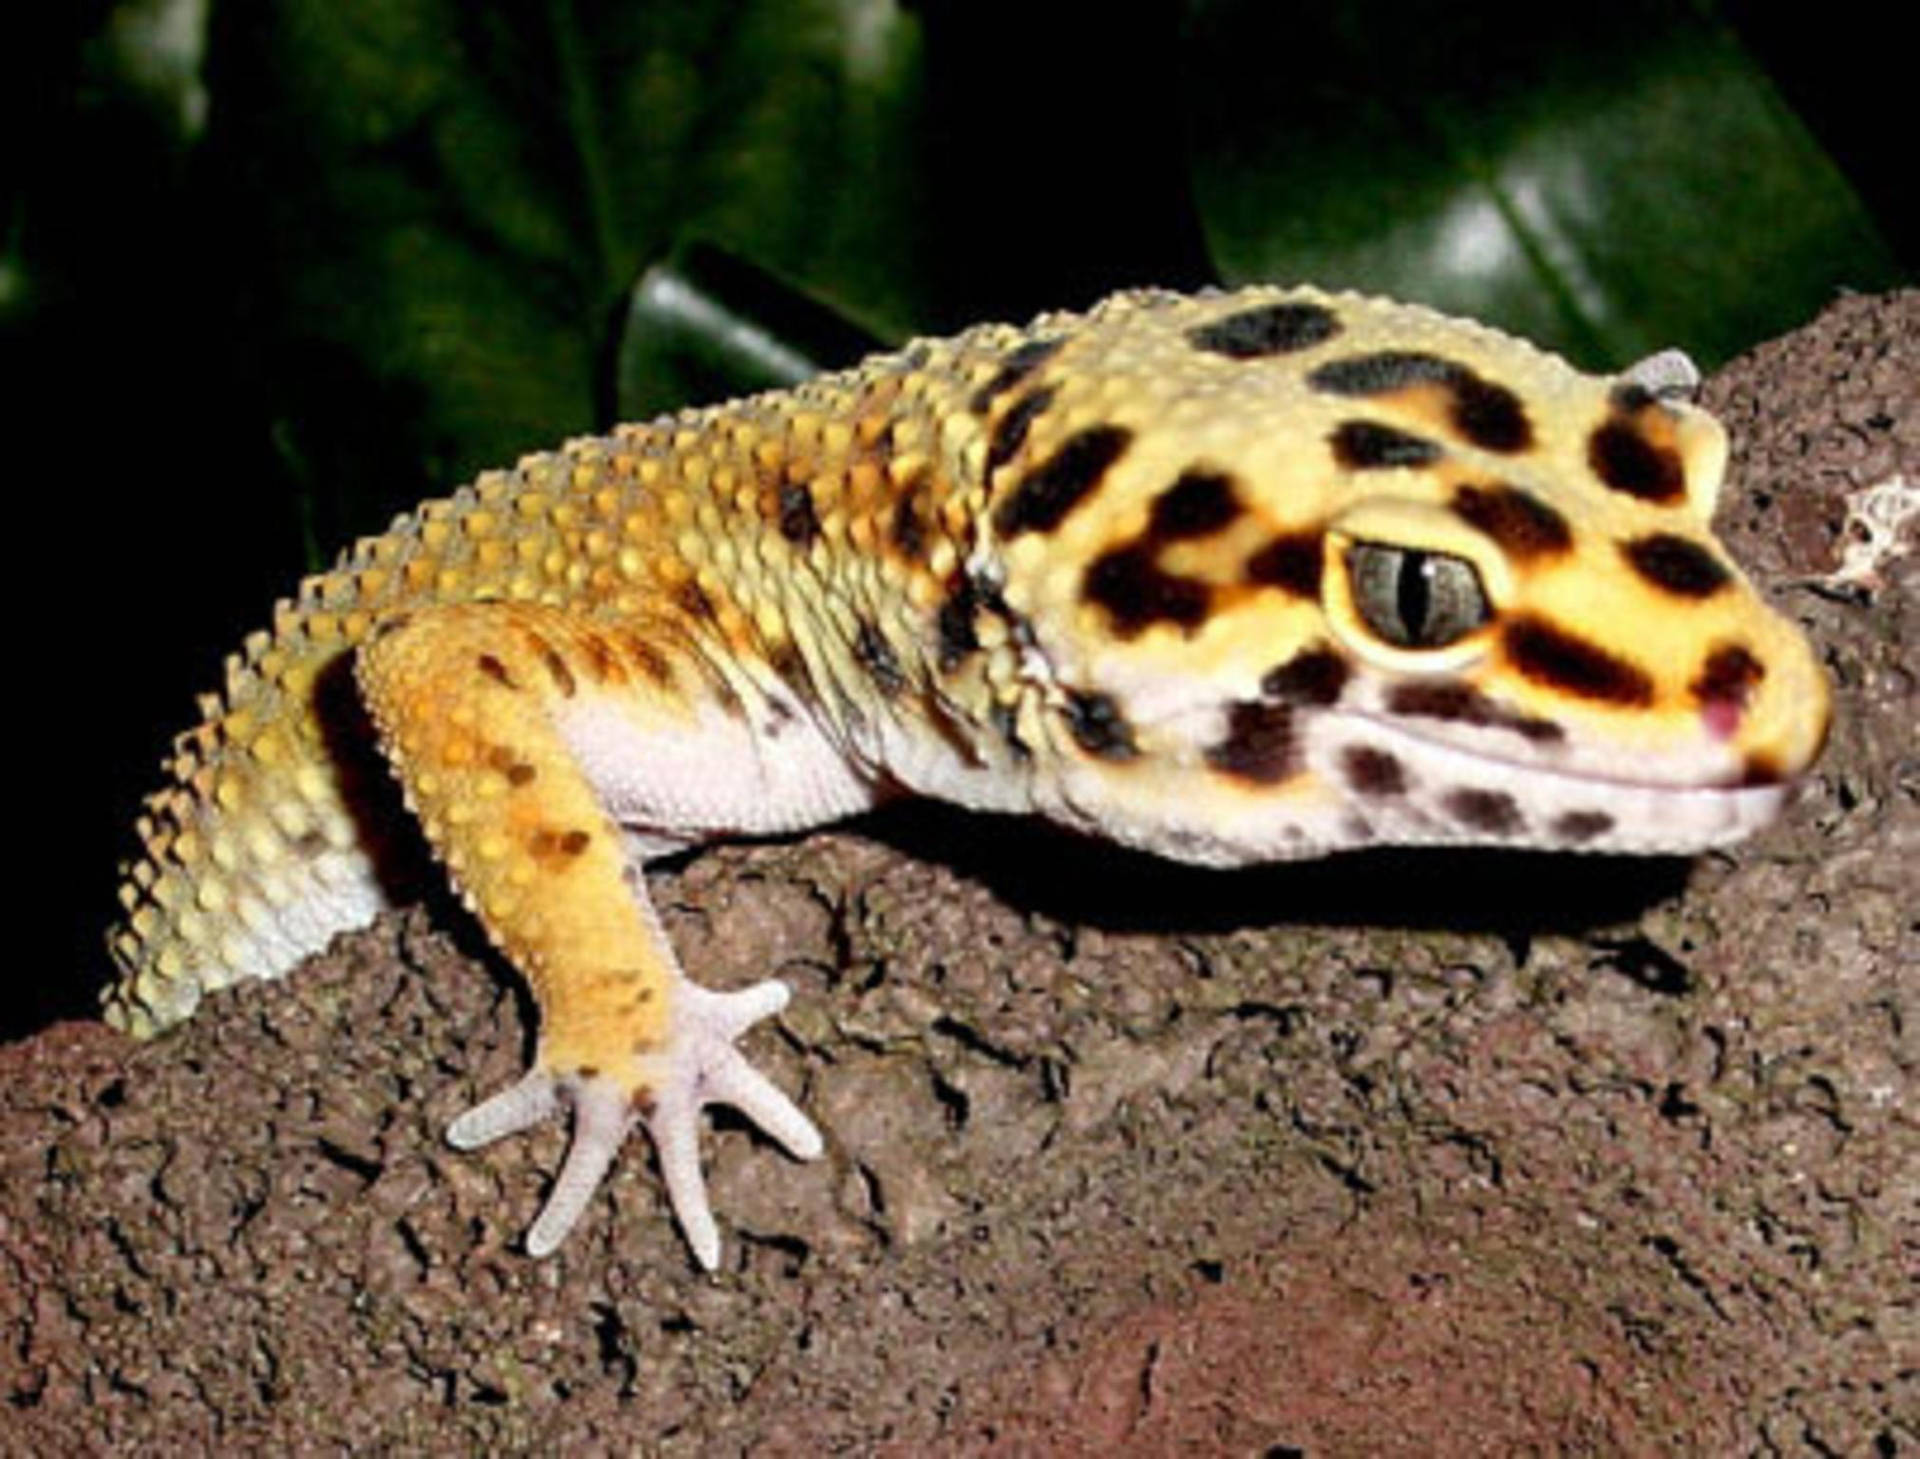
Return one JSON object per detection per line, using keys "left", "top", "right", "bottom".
{"left": 5, "top": 291, "right": 1914, "bottom": 1454}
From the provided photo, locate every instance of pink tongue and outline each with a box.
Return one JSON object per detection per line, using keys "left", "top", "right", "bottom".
{"left": 1701, "top": 698, "right": 1743, "bottom": 741}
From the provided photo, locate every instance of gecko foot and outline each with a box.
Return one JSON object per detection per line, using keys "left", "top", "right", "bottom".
{"left": 447, "top": 976, "right": 824, "bottom": 1268}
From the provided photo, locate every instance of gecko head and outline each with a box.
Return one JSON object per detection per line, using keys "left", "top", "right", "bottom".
{"left": 980, "top": 288, "right": 1830, "bottom": 866}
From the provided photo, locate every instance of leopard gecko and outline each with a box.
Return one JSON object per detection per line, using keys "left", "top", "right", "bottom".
{"left": 106, "top": 286, "right": 1831, "bottom": 1269}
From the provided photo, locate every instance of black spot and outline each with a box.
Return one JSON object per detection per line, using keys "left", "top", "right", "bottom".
{"left": 1310, "top": 351, "right": 1446, "bottom": 396}
{"left": 1063, "top": 690, "right": 1137, "bottom": 761}
{"left": 1186, "top": 301, "right": 1342, "bottom": 359}
{"left": 1589, "top": 419, "right": 1685, "bottom": 503}
{"left": 1622, "top": 534, "right": 1731, "bottom": 597}
{"left": 1691, "top": 643, "right": 1764, "bottom": 710}
{"left": 935, "top": 574, "right": 981, "bottom": 670}
{"left": 970, "top": 336, "right": 1064, "bottom": 415}
{"left": 853, "top": 618, "right": 907, "bottom": 696}
{"left": 985, "top": 384, "right": 1058, "bottom": 473}
{"left": 993, "top": 424, "right": 1133, "bottom": 537}
{"left": 1503, "top": 616, "right": 1653, "bottom": 705}
{"left": 1246, "top": 533, "right": 1325, "bottom": 597}
{"left": 1609, "top": 381, "right": 1657, "bottom": 413}
{"left": 1149, "top": 470, "right": 1242, "bottom": 539}
{"left": 1082, "top": 545, "right": 1211, "bottom": 638}
{"left": 889, "top": 471, "right": 930, "bottom": 561}
{"left": 1552, "top": 810, "right": 1614, "bottom": 843}
{"left": 1205, "top": 701, "right": 1298, "bottom": 784}
{"left": 1330, "top": 420, "right": 1444, "bottom": 470}
{"left": 1385, "top": 681, "right": 1564, "bottom": 744}
{"left": 1451, "top": 484, "right": 1572, "bottom": 561}
{"left": 1342, "top": 745, "right": 1408, "bottom": 797}
{"left": 1449, "top": 375, "right": 1533, "bottom": 453}
{"left": 1308, "top": 351, "right": 1533, "bottom": 453}
{"left": 990, "top": 701, "right": 1030, "bottom": 760}
{"left": 777, "top": 482, "right": 820, "bottom": 546}
{"left": 1444, "top": 788, "right": 1525, "bottom": 835}
{"left": 1259, "top": 648, "right": 1349, "bottom": 706}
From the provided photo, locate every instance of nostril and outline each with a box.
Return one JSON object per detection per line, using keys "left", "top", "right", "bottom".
{"left": 1691, "top": 644, "right": 1765, "bottom": 742}
{"left": 1701, "top": 697, "right": 1744, "bottom": 741}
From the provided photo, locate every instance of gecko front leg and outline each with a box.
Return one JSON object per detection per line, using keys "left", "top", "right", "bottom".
{"left": 356, "top": 599, "right": 826, "bottom": 1267}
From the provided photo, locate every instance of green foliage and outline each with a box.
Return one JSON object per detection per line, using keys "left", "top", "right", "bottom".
{"left": 16, "top": 0, "right": 1906, "bottom": 552}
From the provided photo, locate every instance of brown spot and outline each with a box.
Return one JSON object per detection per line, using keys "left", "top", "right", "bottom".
{"left": 1341, "top": 745, "right": 1408, "bottom": 797}
{"left": 1246, "top": 532, "right": 1325, "bottom": 597}
{"left": 1503, "top": 617, "right": 1653, "bottom": 706}
{"left": 1386, "top": 681, "right": 1564, "bottom": 744}
{"left": 486, "top": 745, "right": 537, "bottom": 787}
{"left": 1205, "top": 701, "right": 1298, "bottom": 784}
{"left": 1691, "top": 644, "right": 1764, "bottom": 712}
{"left": 1552, "top": 810, "right": 1614, "bottom": 843}
{"left": 619, "top": 632, "right": 675, "bottom": 687}
{"left": 582, "top": 633, "right": 622, "bottom": 684}
{"left": 1444, "top": 788, "right": 1525, "bottom": 835}
{"left": 1186, "top": 301, "right": 1342, "bottom": 359}
{"left": 993, "top": 424, "right": 1133, "bottom": 537}
{"left": 1588, "top": 418, "right": 1685, "bottom": 503}
{"left": 1082, "top": 545, "right": 1211, "bottom": 638}
{"left": 1330, "top": 420, "right": 1444, "bottom": 470}
{"left": 970, "top": 336, "right": 1064, "bottom": 414}
{"left": 1260, "top": 647, "right": 1349, "bottom": 706}
{"left": 778, "top": 482, "right": 820, "bottom": 546}
{"left": 530, "top": 826, "right": 593, "bottom": 861}
{"left": 1148, "top": 469, "right": 1243, "bottom": 539}
{"left": 476, "top": 653, "right": 517, "bottom": 689}
{"left": 985, "top": 384, "right": 1058, "bottom": 473}
{"left": 1451, "top": 484, "right": 1572, "bottom": 561}
{"left": 369, "top": 612, "right": 413, "bottom": 642}
{"left": 1739, "top": 751, "right": 1785, "bottom": 786}
{"left": 676, "top": 581, "right": 717, "bottom": 624}
{"left": 1062, "top": 690, "right": 1137, "bottom": 761}
{"left": 525, "top": 634, "right": 577, "bottom": 698}
{"left": 1622, "top": 534, "right": 1731, "bottom": 597}
{"left": 1309, "top": 351, "right": 1533, "bottom": 453}
{"left": 853, "top": 618, "right": 907, "bottom": 696}
{"left": 768, "top": 642, "right": 815, "bottom": 700}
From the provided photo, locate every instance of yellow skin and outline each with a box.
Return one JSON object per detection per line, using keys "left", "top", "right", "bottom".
{"left": 108, "top": 287, "right": 1830, "bottom": 1267}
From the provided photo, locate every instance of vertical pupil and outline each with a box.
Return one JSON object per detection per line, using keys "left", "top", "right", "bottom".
{"left": 1397, "top": 552, "right": 1433, "bottom": 641}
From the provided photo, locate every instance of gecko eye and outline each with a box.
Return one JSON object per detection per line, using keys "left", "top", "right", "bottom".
{"left": 1346, "top": 542, "right": 1491, "bottom": 649}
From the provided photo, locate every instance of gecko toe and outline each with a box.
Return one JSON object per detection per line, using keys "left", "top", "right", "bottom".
{"left": 525, "top": 1076, "right": 632, "bottom": 1258}
{"left": 451, "top": 974, "right": 820, "bottom": 1266}
{"left": 447, "top": 1070, "right": 563, "bottom": 1149}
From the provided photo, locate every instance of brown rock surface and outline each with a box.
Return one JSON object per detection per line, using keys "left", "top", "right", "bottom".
{"left": 5, "top": 292, "right": 1914, "bottom": 1454}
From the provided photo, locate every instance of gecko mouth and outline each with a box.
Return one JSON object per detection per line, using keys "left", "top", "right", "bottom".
{"left": 1326, "top": 711, "right": 1792, "bottom": 854}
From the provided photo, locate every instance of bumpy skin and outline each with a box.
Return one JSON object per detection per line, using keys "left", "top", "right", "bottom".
{"left": 108, "top": 287, "right": 1831, "bottom": 1268}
